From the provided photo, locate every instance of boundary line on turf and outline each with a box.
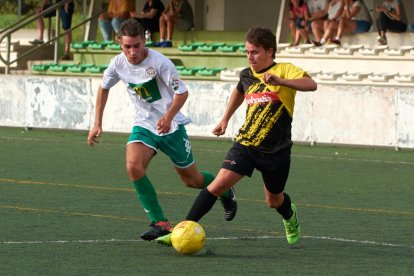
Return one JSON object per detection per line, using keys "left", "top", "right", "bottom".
{"left": 2, "top": 236, "right": 413, "bottom": 249}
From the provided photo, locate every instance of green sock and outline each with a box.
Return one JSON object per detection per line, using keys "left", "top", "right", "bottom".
{"left": 201, "top": 171, "right": 229, "bottom": 198}
{"left": 133, "top": 175, "right": 167, "bottom": 223}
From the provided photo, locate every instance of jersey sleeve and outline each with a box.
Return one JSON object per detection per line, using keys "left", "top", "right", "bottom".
{"left": 101, "top": 57, "right": 121, "bottom": 89}
{"left": 157, "top": 55, "right": 188, "bottom": 95}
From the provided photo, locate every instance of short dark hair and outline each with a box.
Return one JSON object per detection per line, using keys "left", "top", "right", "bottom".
{"left": 245, "top": 26, "right": 277, "bottom": 58}
{"left": 118, "top": 18, "right": 145, "bottom": 39}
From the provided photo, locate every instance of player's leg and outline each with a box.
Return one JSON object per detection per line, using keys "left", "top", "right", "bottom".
{"left": 163, "top": 125, "right": 237, "bottom": 220}
{"left": 186, "top": 168, "right": 243, "bottom": 222}
{"left": 261, "top": 147, "right": 300, "bottom": 245}
{"left": 127, "top": 127, "right": 171, "bottom": 240}
{"left": 157, "top": 143, "right": 251, "bottom": 246}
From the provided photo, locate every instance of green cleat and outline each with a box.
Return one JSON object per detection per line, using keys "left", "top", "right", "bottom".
{"left": 282, "top": 203, "right": 301, "bottom": 245}
{"left": 156, "top": 233, "right": 172, "bottom": 246}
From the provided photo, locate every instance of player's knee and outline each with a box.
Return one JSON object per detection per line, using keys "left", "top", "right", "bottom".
{"left": 265, "top": 194, "right": 284, "bottom": 209}
{"left": 126, "top": 163, "right": 145, "bottom": 181}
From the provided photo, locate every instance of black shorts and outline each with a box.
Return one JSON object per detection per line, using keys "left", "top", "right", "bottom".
{"left": 43, "top": 4, "right": 56, "bottom": 18}
{"left": 222, "top": 143, "right": 291, "bottom": 194}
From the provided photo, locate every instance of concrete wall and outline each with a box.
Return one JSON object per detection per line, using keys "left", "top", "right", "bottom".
{"left": 1, "top": 75, "right": 414, "bottom": 149}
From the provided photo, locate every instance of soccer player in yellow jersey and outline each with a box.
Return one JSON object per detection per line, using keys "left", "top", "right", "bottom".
{"left": 158, "top": 26, "right": 317, "bottom": 246}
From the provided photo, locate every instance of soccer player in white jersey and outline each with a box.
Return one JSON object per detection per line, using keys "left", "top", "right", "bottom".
{"left": 87, "top": 18, "right": 237, "bottom": 241}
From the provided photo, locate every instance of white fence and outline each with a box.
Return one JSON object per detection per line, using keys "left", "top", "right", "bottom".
{"left": 1, "top": 75, "right": 414, "bottom": 149}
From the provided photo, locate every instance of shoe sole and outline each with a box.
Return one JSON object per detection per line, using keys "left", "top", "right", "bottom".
{"left": 140, "top": 229, "right": 171, "bottom": 241}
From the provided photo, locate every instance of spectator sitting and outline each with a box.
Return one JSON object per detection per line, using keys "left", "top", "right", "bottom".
{"left": 155, "top": 0, "right": 194, "bottom": 47}
{"left": 375, "top": 0, "right": 408, "bottom": 45}
{"left": 308, "top": 0, "right": 330, "bottom": 44}
{"left": 132, "top": 0, "right": 165, "bottom": 40}
{"left": 29, "top": 0, "right": 75, "bottom": 61}
{"left": 313, "top": 0, "right": 344, "bottom": 46}
{"left": 99, "top": 0, "right": 136, "bottom": 42}
{"left": 288, "top": 0, "right": 311, "bottom": 46}
{"left": 329, "top": 0, "right": 372, "bottom": 46}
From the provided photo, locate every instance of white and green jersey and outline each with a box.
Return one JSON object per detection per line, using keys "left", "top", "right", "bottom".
{"left": 102, "top": 48, "right": 191, "bottom": 135}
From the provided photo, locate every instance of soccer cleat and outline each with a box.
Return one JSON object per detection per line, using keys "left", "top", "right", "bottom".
{"left": 140, "top": 221, "right": 172, "bottom": 241}
{"left": 219, "top": 187, "right": 237, "bottom": 221}
{"left": 156, "top": 233, "right": 172, "bottom": 246}
{"left": 282, "top": 203, "right": 301, "bottom": 245}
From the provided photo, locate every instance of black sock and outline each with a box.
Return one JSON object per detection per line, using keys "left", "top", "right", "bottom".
{"left": 276, "top": 192, "right": 293, "bottom": 220}
{"left": 185, "top": 188, "right": 218, "bottom": 221}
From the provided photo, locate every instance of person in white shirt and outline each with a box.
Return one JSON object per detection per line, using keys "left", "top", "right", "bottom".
{"left": 313, "top": 0, "right": 344, "bottom": 46}
{"left": 307, "top": 0, "right": 330, "bottom": 46}
{"left": 87, "top": 18, "right": 237, "bottom": 242}
{"left": 330, "top": 0, "right": 372, "bottom": 45}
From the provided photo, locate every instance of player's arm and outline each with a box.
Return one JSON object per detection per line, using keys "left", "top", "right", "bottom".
{"left": 157, "top": 91, "right": 188, "bottom": 134}
{"left": 213, "top": 88, "right": 245, "bottom": 136}
{"left": 263, "top": 73, "right": 317, "bottom": 92}
{"left": 87, "top": 86, "right": 110, "bottom": 146}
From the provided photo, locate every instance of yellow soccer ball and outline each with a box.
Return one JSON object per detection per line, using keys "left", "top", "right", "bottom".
{"left": 171, "top": 221, "right": 206, "bottom": 255}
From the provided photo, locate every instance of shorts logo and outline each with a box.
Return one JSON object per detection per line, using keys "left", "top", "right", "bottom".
{"left": 183, "top": 137, "right": 191, "bottom": 158}
{"left": 224, "top": 159, "right": 237, "bottom": 165}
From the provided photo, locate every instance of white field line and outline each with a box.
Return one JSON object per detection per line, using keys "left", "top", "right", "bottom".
{"left": 2, "top": 235, "right": 413, "bottom": 249}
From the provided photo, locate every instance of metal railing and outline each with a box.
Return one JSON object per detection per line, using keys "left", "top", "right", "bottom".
{"left": 0, "top": 0, "right": 100, "bottom": 74}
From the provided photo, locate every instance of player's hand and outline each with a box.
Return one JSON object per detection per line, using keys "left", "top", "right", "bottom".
{"left": 212, "top": 120, "right": 228, "bottom": 136}
{"left": 157, "top": 116, "right": 172, "bottom": 134}
{"left": 263, "top": 73, "right": 284, "bottom": 86}
{"left": 87, "top": 126, "right": 102, "bottom": 147}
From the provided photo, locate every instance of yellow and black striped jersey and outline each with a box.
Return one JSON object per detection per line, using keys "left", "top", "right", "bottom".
{"left": 235, "top": 62, "right": 306, "bottom": 153}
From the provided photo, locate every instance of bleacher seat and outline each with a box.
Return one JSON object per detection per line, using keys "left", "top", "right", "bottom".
{"left": 333, "top": 45, "right": 363, "bottom": 55}
{"left": 49, "top": 63, "right": 73, "bottom": 72}
{"left": 309, "top": 44, "right": 338, "bottom": 55}
{"left": 85, "top": 65, "right": 108, "bottom": 73}
{"left": 316, "top": 71, "right": 345, "bottom": 81}
{"left": 394, "top": 73, "right": 414, "bottom": 83}
{"left": 285, "top": 44, "right": 314, "bottom": 54}
{"left": 67, "top": 64, "right": 94, "bottom": 73}
{"left": 32, "top": 63, "right": 57, "bottom": 72}
{"left": 358, "top": 45, "right": 389, "bottom": 56}
{"left": 198, "top": 67, "right": 226, "bottom": 76}
{"left": 384, "top": 46, "right": 414, "bottom": 56}
{"left": 220, "top": 67, "right": 244, "bottom": 81}
{"left": 367, "top": 72, "right": 397, "bottom": 82}
{"left": 71, "top": 41, "right": 95, "bottom": 49}
{"left": 218, "top": 43, "right": 243, "bottom": 53}
{"left": 342, "top": 72, "right": 371, "bottom": 81}
{"left": 198, "top": 43, "right": 225, "bottom": 52}
{"left": 178, "top": 42, "right": 205, "bottom": 51}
